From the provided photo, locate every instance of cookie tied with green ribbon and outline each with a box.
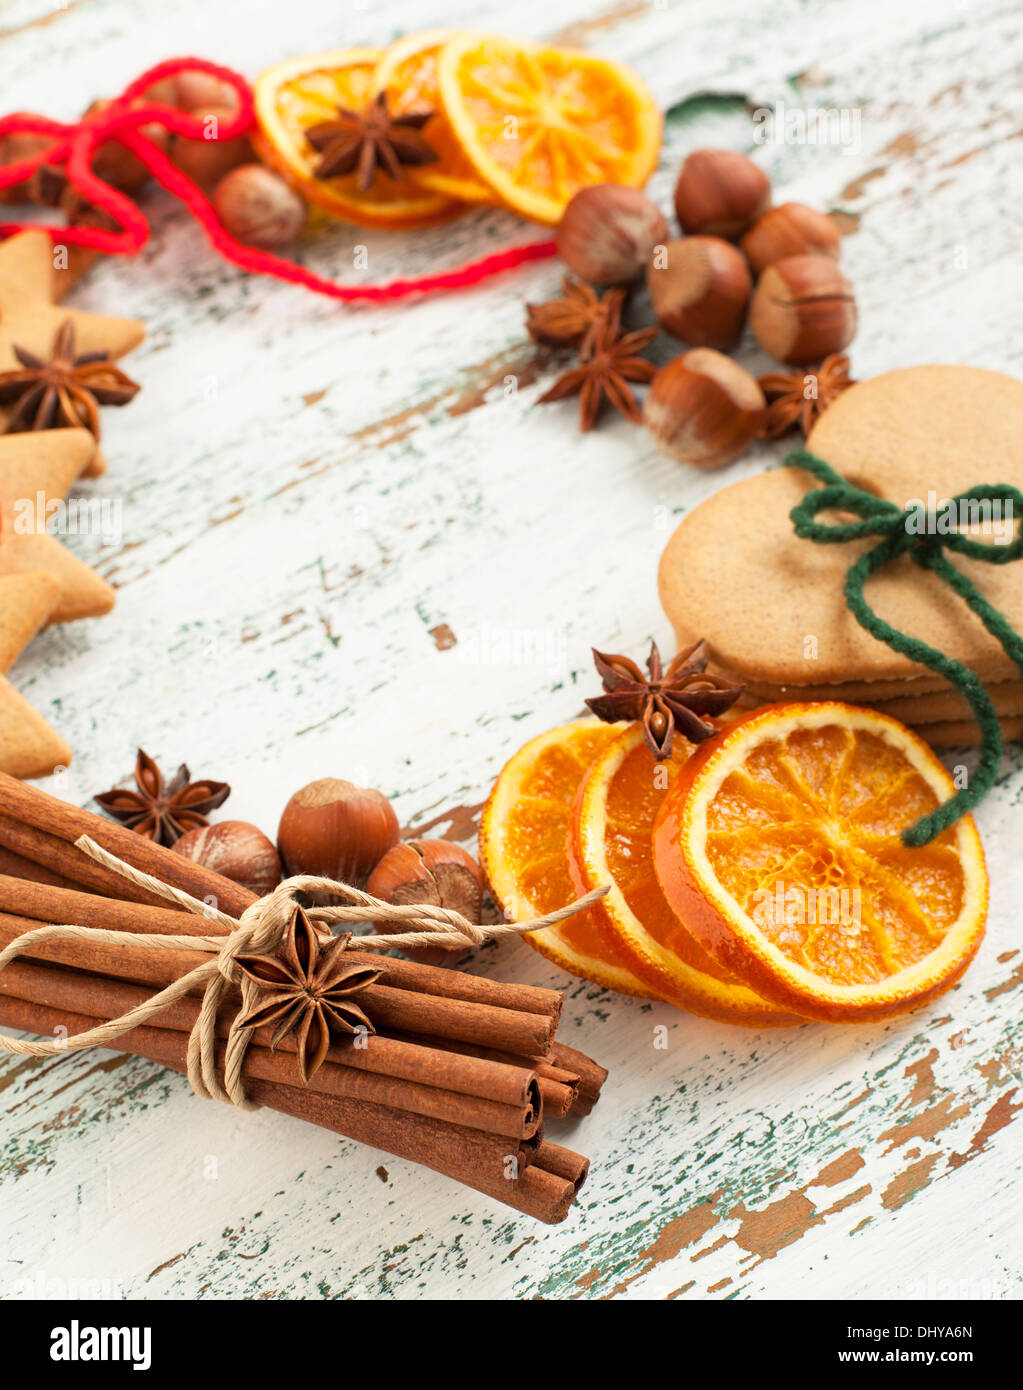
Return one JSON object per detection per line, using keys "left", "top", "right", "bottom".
{"left": 789, "top": 449, "right": 1023, "bottom": 845}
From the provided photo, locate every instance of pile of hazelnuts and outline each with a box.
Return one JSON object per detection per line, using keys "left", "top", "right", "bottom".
{"left": 0, "top": 69, "right": 307, "bottom": 253}
{"left": 171, "top": 778, "right": 484, "bottom": 949}
{"left": 555, "top": 148, "right": 857, "bottom": 468}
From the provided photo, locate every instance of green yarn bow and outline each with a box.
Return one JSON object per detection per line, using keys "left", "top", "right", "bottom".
{"left": 788, "top": 449, "right": 1023, "bottom": 847}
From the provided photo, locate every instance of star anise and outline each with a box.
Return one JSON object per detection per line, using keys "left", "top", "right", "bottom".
{"left": 585, "top": 639, "right": 745, "bottom": 760}
{"left": 94, "top": 749, "right": 230, "bottom": 847}
{"left": 235, "top": 907, "right": 382, "bottom": 1083}
{"left": 538, "top": 316, "right": 657, "bottom": 431}
{"left": 305, "top": 91, "right": 438, "bottom": 192}
{"left": 758, "top": 354, "right": 856, "bottom": 439}
{"left": 526, "top": 279, "right": 626, "bottom": 354}
{"left": 0, "top": 319, "right": 140, "bottom": 439}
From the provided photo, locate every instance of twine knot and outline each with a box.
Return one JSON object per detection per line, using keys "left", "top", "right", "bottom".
{"left": 0, "top": 835, "right": 609, "bottom": 1107}
{"left": 789, "top": 449, "right": 1023, "bottom": 845}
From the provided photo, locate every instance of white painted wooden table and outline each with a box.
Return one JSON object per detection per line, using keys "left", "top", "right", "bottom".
{"left": 2, "top": 0, "right": 1021, "bottom": 1302}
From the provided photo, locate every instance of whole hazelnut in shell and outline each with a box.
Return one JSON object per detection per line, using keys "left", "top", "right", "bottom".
{"left": 83, "top": 98, "right": 169, "bottom": 192}
{"left": 212, "top": 164, "right": 307, "bottom": 249}
{"left": 367, "top": 840, "right": 484, "bottom": 963}
{"left": 277, "top": 778, "right": 400, "bottom": 887}
{"left": 0, "top": 130, "right": 54, "bottom": 203}
{"left": 644, "top": 347, "right": 766, "bottom": 469}
{"left": 673, "top": 149, "right": 771, "bottom": 240}
{"left": 740, "top": 202, "right": 841, "bottom": 276}
{"left": 749, "top": 253, "right": 857, "bottom": 364}
{"left": 646, "top": 236, "right": 751, "bottom": 350}
{"left": 141, "top": 76, "right": 182, "bottom": 108}
{"left": 557, "top": 184, "right": 669, "bottom": 285}
{"left": 172, "top": 821, "right": 282, "bottom": 898}
{"left": 175, "top": 71, "right": 240, "bottom": 113}
{"left": 169, "top": 105, "right": 253, "bottom": 189}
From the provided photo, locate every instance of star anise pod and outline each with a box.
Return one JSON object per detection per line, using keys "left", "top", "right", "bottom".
{"left": 585, "top": 639, "right": 745, "bottom": 760}
{"left": 305, "top": 91, "right": 438, "bottom": 192}
{"left": 538, "top": 316, "right": 657, "bottom": 431}
{"left": 94, "top": 749, "right": 230, "bottom": 847}
{"left": 758, "top": 354, "right": 856, "bottom": 439}
{"left": 526, "top": 279, "right": 626, "bottom": 354}
{"left": 0, "top": 319, "right": 140, "bottom": 439}
{"left": 235, "top": 907, "right": 382, "bottom": 1084}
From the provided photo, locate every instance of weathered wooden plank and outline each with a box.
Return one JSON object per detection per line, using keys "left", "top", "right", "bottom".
{"left": 1, "top": 0, "right": 1021, "bottom": 1300}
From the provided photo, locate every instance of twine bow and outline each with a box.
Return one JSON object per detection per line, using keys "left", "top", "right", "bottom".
{"left": 789, "top": 449, "right": 1023, "bottom": 845}
{"left": 0, "top": 56, "right": 555, "bottom": 302}
{"left": 0, "top": 834, "right": 609, "bottom": 1107}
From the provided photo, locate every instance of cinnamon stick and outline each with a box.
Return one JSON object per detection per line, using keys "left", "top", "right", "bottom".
{"left": 0, "top": 846, "right": 86, "bottom": 892}
{"left": 0, "top": 785, "right": 566, "bottom": 1038}
{"left": 395, "top": 1031, "right": 581, "bottom": 1118}
{"left": 0, "top": 992, "right": 587, "bottom": 1223}
{"left": 0, "top": 875, "right": 195, "bottom": 936}
{"left": 0, "top": 775, "right": 253, "bottom": 916}
{"left": 0, "top": 918, "right": 539, "bottom": 1109}
{"left": 549, "top": 1040, "right": 608, "bottom": 1114}
{"left": 534, "top": 1139, "right": 590, "bottom": 1190}
{"left": 0, "top": 892, "right": 559, "bottom": 1058}
{"left": 0, "top": 812, "right": 171, "bottom": 907}
{"left": 0, "top": 961, "right": 541, "bottom": 1139}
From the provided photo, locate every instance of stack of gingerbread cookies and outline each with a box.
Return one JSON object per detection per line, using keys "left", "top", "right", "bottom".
{"left": 0, "top": 231, "right": 144, "bottom": 777}
{"left": 659, "top": 365, "right": 1023, "bottom": 747}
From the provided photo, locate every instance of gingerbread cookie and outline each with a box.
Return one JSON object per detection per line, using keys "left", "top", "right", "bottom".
{"left": 660, "top": 366, "right": 1023, "bottom": 741}
{"left": 0, "top": 231, "right": 144, "bottom": 477}
{"left": 0, "top": 429, "right": 114, "bottom": 621}
{"left": 0, "top": 571, "right": 71, "bottom": 778}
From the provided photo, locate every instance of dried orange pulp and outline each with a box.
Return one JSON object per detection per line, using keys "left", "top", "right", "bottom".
{"left": 479, "top": 721, "right": 662, "bottom": 999}
{"left": 372, "top": 30, "right": 495, "bottom": 204}
{"left": 570, "top": 723, "right": 801, "bottom": 1025}
{"left": 437, "top": 35, "right": 662, "bottom": 223}
{"left": 653, "top": 704, "right": 988, "bottom": 1023}
{"left": 253, "top": 49, "right": 464, "bottom": 228}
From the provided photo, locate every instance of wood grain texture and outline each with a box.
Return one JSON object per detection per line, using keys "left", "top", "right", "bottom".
{"left": 1, "top": 0, "right": 1022, "bottom": 1301}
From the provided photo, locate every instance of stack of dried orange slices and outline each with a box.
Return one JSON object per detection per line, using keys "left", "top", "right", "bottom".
{"left": 480, "top": 704, "right": 989, "bottom": 1026}
{"left": 252, "top": 32, "right": 662, "bottom": 228}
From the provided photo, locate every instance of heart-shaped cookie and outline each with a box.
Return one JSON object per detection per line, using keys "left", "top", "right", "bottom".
{"left": 659, "top": 365, "right": 1023, "bottom": 733}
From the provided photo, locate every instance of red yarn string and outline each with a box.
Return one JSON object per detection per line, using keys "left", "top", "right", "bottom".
{"left": 0, "top": 55, "right": 557, "bottom": 301}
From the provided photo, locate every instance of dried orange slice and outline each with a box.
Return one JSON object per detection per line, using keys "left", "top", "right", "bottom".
{"left": 252, "top": 49, "right": 464, "bottom": 229}
{"left": 570, "top": 723, "right": 801, "bottom": 1025}
{"left": 437, "top": 35, "right": 662, "bottom": 224}
{"left": 653, "top": 704, "right": 988, "bottom": 1022}
{"left": 480, "top": 721, "right": 661, "bottom": 999}
{"left": 372, "top": 30, "right": 495, "bottom": 204}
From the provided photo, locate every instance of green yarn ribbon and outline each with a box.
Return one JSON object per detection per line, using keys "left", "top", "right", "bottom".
{"left": 787, "top": 449, "right": 1023, "bottom": 847}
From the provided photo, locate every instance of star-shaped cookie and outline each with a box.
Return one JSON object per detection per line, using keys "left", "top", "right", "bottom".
{"left": 0, "top": 230, "right": 145, "bottom": 477}
{"left": 0, "top": 571, "right": 72, "bottom": 778}
{"left": 0, "top": 428, "right": 114, "bottom": 622}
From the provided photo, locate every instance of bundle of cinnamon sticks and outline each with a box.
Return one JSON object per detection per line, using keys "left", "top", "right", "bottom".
{"left": 0, "top": 772, "right": 607, "bottom": 1224}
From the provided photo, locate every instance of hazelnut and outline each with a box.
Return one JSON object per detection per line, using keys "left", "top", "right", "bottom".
{"left": 673, "top": 149, "right": 771, "bottom": 240}
{"left": 277, "top": 778, "right": 399, "bottom": 887}
{"left": 169, "top": 105, "right": 253, "bottom": 189}
{"left": 644, "top": 347, "right": 766, "bottom": 469}
{"left": 27, "top": 161, "right": 67, "bottom": 207}
{"left": 367, "top": 840, "right": 484, "bottom": 962}
{"left": 0, "top": 129, "right": 55, "bottom": 204}
{"left": 646, "top": 236, "right": 751, "bottom": 350}
{"left": 556, "top": 184, "right": 669, "bottom": 285}
{"left": 749, "top": 253, "right": 857, "bottom": 364}
{"left": 83, "top": 98, "right": 169, "bottom": 192}
{"left": 212, "top": 164, "right": 307, "bottom": 249}
{"left": 740, "top": 201, "right": 841, "bottom": 276}
{"left": 175, "top": 71, "right": 240, "bottom": 113}
{"left": 141, "top": 77, "right": 182, "bottom": 108}
{"left": 172, "top": 821, "right": 281, "bottom": 898}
